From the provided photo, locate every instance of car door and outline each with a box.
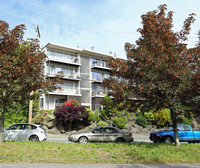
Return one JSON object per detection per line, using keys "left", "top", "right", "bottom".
{"left": 105, "top": 127, "right": 119, "bottom": 142}
{"left": 4, "top": 124, "right": 21, "bottom": 141}
{"left": 178, "top": 125, "right": 194, "bottom": 141}
{"left": 89, "top": 127, "right": 106, "bottom": 142}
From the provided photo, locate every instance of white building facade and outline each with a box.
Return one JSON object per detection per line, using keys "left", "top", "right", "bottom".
{"left": 40, "top": 43, "right": 112, "bottom": 111}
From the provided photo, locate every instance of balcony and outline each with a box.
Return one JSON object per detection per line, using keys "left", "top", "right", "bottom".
{"left": 49, "top": 88, "right": 81, "bottom": 96}
{"left": 92, "top": 89, "right": 109, "bottom": 97}
{"left": 46, "top": 72, "right": 81, "bottom": 81}
{"left": 47, "top": 55, "right": 81, "bottom": 66}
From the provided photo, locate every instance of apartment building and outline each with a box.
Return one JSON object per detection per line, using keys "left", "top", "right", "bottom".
{"left": 40, "top": 43, "right": 113, "bottom": 111}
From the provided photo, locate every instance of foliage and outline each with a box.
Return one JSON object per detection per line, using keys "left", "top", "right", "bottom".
{"left": 87, "top": 108, "right": 100, "bottom": 122}
{"left": 100, "top": 95, "right": 128, "bottom": 128}
{"left": 136, "top": 116, "right": 148, "bottom": 128}
{"left": 144, "top": 111, "right": 155, "bottom": 123}
{"left": 32, "top": 110, "right": 54, "bottom": 125}
{"left": 0, "top": 98, "right": 39, "bottom": 128}
{"left": 103, "top": 4, "right": 200, "bottom": 146}
{"left": 0, "top": 20, "right": 63, "bottom": 143}
{"left": 97, "top": 120, "right": 107, "bottom": 126}
{"left": 64, "top": 99, "right": 80, "bottom": 106}
{"left": 180, "top": 117, "right": 191, "bottom": 126}
{"left": 153, "top": 108, "right": 171, "bottom": 127}
{"left": 54, "top": 103, "right": 89, "bottom": 131}
{"left": 111, "top": 117, "right": 127, "bottom": 129}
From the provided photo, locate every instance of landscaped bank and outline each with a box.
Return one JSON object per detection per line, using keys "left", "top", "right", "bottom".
{"left": 0, "top": 142, "right": 200, "bottom": 164}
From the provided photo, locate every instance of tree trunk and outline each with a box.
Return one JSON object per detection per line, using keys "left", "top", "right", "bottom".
{"left": 171, "top": 109, "right": 180, "bottom": 146}
{"left": 0, "top": 105, "right": 5, "bottom": 144}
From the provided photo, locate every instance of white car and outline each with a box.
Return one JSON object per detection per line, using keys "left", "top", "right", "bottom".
{"left": 4, "top": 123, "right": 47, "bottom": 141}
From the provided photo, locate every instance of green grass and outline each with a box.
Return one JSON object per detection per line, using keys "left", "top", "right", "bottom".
{"left": 0, "top": 142, "right": 200, "bottom": 164}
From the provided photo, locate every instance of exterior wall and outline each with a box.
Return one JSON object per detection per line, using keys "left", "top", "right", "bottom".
{"left": 40, "top": 43, "right": 112, "bottom": 111}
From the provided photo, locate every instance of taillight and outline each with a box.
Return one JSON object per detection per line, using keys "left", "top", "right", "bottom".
{"left": 129, "top": 133, "right": 132, "bottom": 136}
{"left": 41, "top": 131, "right": 44, "bottom": 133}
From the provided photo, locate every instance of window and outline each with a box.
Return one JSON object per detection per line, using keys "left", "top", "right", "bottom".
{"left": 92, "top": 72, "right": 102, "bottom": 81}
{"left": 184, "top": 126, "right": 191, "bottom": 131}
{"left": 47, "top": 50, "right": 55, "bottom": 58}
{"left": 91, "top": 58, "right": 100, "bottom": 66}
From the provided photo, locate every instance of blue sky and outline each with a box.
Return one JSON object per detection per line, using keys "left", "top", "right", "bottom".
{"left": 1, "top": 0, "right": 200, "bottom": 59}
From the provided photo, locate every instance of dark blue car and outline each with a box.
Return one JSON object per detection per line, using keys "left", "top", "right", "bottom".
{"left": 149, "top": 125, "right": 200, "bottom": 143}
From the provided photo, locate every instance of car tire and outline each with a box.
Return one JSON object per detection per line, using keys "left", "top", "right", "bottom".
{"left": 29, "top": 135, "right": 39, "bottom": 142}
{"left": 116, "top": 138, "right": 125, "bottom": 143}
{"left": 163, "top": 136, "right": 172, "bottom": 143}
{"left": 78, "top": 136, "right": 89, "bottom": 143}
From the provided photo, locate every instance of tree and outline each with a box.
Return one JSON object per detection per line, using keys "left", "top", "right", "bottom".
{"left": 0, "top": 20, "right": 62, "bottom": 143}
{"left": 54, "top": 99, "right": 89, "bottom": 131}
{"left": 103, "top": 4, "right": 200, "bottom": 146}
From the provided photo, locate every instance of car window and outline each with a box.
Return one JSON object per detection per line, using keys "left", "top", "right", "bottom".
{"left": 106, "top": 128, "right": 118, "bottom": 133}
{"left": 178, "top": 126, "right": 185, "bottom": 131}
{"left": 183, "top": 126, "right": 191, "bottom": 131}
{"left": 24, "top": 124, "right": 37, "bottom": 130}
{"left": 99, "top": 128, "right": 106, "bottom": 133}
{"left": 9, "top": 124, "right": 21, "bottom": 130}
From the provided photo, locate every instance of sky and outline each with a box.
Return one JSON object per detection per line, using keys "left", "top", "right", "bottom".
{"left": 1, "top": 0, "right": 200, "bottom": 59}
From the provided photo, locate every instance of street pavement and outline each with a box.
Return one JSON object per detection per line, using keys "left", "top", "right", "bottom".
{"left": 46, "top": 133, "right": 152, "bottom": 143}
{"left": 0, "top": 164, "right": 200, "bottom": 168}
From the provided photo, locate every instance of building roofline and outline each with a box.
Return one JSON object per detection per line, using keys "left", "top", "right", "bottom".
{"left": 43, "top": 42, "right": 115, "bottom": 59}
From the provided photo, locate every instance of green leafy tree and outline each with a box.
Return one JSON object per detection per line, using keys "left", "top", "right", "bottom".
{"left": 103, "top": 4, "right": 199, "bottom": 146}
{"left": 0, "top": 20, "right": 62, "bottom": 143}
{"left": 101, "top": 95, "right": 128, "bottom": 129}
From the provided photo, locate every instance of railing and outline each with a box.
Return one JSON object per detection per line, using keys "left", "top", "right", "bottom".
{"left": 92, "top": 90, "right": 108, "bottom": 96}
{"left": 92, "top": 104, "right": 118, "bottom": 128}
{"left": 48, "top": 55, "right": 80, "bottom": 64}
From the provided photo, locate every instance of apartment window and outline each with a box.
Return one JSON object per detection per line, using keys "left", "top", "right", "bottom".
{"left": 92, "top": 72, "right": 102, "bottom": 81}
{"left": 47, "top": 50, "right": 55, "bottom": 58}
{"left": 102, "top": 60, "right": 108, "bottom": 68}
{"left": 40, "top": 98, "right": 44, "bottom": 108}
{"left": 91, "top": 58, "right": 100, "bottom": 66}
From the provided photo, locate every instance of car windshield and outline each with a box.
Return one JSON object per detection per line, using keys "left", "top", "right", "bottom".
{"left": 85, "top": 128, "right": 95, "bottom": 133}
{"left": 160, "top": 127, "right": 173, "bottom": 131}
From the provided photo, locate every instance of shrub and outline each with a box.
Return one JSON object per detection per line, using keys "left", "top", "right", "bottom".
{"left": 136, "top": 116, "right": 148, "bottom": 128}
{"left": 111, "top": 117, "right": 127, "bottom": 129}
{"left": 32, "top": 110, "right": 54, "bottom": 125}
{"left": 153, "top": 108, "right": 171, "bottom": 127}
{"left": 97, "top": 121, "right": 107, "bottom": 126}
{"left": 54, "top": 104, "right": 89, "bottom": 131}
{"left": 180, "top": 117, "right": 191, "bottom": 126}
{"left": 144, "top": 111, "right": 155, "bottom": 124}
{"left": 87, "top": 108, "right": 100, "bottom": 122}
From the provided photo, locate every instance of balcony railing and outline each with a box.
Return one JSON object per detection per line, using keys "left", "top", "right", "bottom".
{"left": 50, "top": 88, "right": 80, "bottom": 95}
{"left": 92, "top": 90, "right": 109, "bottom": 96}
{"left": 48, "top": 55, "right": 80, "bottom": 65}
{"left": 46, "top": 72, "right": 80, "bottom": 80}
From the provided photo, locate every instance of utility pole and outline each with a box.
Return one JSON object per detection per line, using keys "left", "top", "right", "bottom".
{"left": 28, "top": 25, "right": 41, "bottom": 123}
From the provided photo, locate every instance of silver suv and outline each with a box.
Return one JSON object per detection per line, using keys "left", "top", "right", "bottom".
{"left": 4, "top": 123, "right": 47, "bottom": 141}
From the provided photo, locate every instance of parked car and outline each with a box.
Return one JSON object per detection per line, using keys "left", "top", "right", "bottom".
{"left": 149, "top": 124, "right": 200, "bottom": 143}
{"left": 4, "top": 123, "right": 47, "bottom": 142}
{"left": 68, "top": 126, "right": 134, "bottom": 143}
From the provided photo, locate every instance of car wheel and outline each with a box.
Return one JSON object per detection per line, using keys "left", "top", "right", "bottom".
{"left": 29, "top": 135, "right": 39, "bottom": 142}
{"left": 116, "top": 138, "right": 125, "bottom": 143}
{"left": 153, "top": 138, "right": 159, "bottom": 143}
{"left": 163, "top": 136, "right": 172, "bottom": 143}
{"left": 78, "top": 136, "right": 89, "bottom": 143}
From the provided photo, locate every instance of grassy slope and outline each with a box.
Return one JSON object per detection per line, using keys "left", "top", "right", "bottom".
{"left": 0, "top": 142, "right": 200, "bottom": 164}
